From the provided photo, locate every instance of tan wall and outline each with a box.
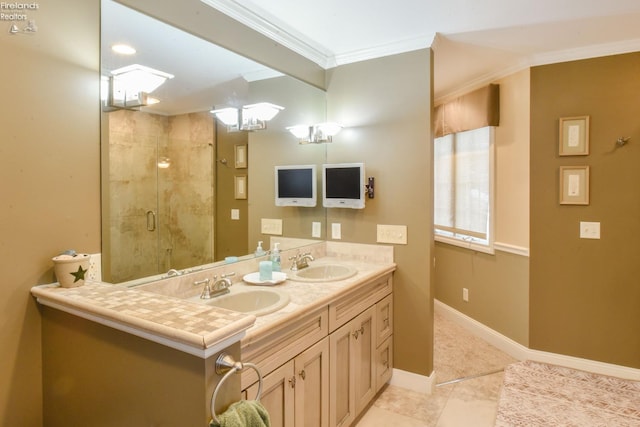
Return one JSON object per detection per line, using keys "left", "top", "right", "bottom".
{"left": 215, "top": 126, "right": 249, "bottom": 260}
{"left": 248, "top": 76, "right": 327, "bottom": 249}
{"left": 42, "top": 308, "right": 240, "bottom": 426}
{"left": 434, "top": 69, "right": 531, "bottom": 346}
{"left": 325, "top": 50, "right": 434, "bottom": 376}
{"left": 0, "top": 0, "right": 101, "bottom": 424}
{"left": 530, "top": 53, "right": 640, "bottom": 368}
{"left": 495, "top": 70, "right": 530, "bottom": 249}
{"left": 435, "top": 244, "right": 530, "bottom": 345}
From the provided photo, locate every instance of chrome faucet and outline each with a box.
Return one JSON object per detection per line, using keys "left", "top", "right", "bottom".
{"left": 195, "top": 278, "right": 213, "bottom": 299}
{"left": 196, "top": 272, "right": 235, "bottom": 299}
{"left": 166, "top": 268, "right": 183, "bottom": 277}
{"left": 289, "top": 252, "right": 314, "bottom": 271}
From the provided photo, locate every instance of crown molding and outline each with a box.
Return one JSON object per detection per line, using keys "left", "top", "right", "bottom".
{"left": 529, "top": 37, "right": 640, "bottom": 67}
{"left": 436, "top": 37, "right": 640, "bottom": 103}
{"left": 200, "top": 0, "right": 333, "bottom": 67}
{"left": 200, "top": 0, "right": 434, "bottom": 70}
{"left": 333, "top": 34, "right": 435, "bottom": 67}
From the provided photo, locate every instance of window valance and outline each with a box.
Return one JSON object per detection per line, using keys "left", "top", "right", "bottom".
{"left": 434, "top": 84, "right": 500, "bottom": 138}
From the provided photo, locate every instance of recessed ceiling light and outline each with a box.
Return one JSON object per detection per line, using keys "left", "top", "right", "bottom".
{"left": 111, "top": 44, "right": 136, "bottom": 55}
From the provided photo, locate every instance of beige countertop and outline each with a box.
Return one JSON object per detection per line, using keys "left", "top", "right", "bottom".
{"left": 32, "top": 242, "right": 395, "bottom": 360}
{"left": 31, "top": 282, "right": 256, "bottom": 358}
{"left": 237, "top": 257, "right": 396, "bottom": 340}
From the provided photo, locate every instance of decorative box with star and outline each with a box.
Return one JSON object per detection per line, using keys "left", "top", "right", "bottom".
{"left": 52, "top": 253, "right": 91, "bottom": 288}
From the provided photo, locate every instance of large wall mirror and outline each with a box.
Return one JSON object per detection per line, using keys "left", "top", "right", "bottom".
{"left": 101, "top": 0, "right": 327, "bottom": 284}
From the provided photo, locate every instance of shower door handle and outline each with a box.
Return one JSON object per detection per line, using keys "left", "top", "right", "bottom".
{"left": 146, "top": 210, "right": 156, "bottom": 231}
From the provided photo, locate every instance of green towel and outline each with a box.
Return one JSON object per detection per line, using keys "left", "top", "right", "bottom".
{"left": 210, "top": 400, "right": 270, "bottom": 427}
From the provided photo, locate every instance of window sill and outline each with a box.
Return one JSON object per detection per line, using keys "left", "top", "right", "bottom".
{"left": 434, "top": 234, "right": 495, "bottom": 255}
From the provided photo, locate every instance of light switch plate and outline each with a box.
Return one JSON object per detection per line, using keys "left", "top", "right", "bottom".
{"left": 377, "top": 224, "right": 408, "bottom": 244}
{"left": 580, "top": 221, "right": 600, "bottom": 239}
{"left": 261, "top": 218, "right": 283, "bottom": 235}
{"left": 331, "top": 223, "right": 341, "bottom": 239}
{"left": 312, "top": 221, "right": 321, "bottom": 238}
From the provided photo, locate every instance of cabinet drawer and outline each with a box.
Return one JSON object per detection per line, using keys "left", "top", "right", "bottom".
{"left": 375, "top": 294, "right": 393, "bottom": 347}
{"left": 329, "top": 274, "right": 392, "bottom": 332}
{"left": 241, "top": 307, "right": 328, "bottom": 389}
{"left": 375, "top": 336, "right": 393, "bottom": 392}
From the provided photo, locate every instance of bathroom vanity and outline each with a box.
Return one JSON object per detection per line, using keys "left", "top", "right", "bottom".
{"left": 32, "top": 241, "right": 395, "bottom": 426}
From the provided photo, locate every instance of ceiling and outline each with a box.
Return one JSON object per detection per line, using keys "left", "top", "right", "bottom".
{"left": 201, "top": 0, "right": 640, "bottom": 101}
{"left": 104, "top": 0, "right": 640, "bottom": 113}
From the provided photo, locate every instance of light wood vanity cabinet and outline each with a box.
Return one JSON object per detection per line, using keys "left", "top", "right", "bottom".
{"left": 329, "top": 306, "right": 376, "bottom": 427}
{"left": 243, "top": 272, "right": 393, "bottom": 427}
{"left": 375, "top": 295, "right": 394, "bottom": 392}
{"left": 246, "top": 338, "right": 329, "bottom": 427}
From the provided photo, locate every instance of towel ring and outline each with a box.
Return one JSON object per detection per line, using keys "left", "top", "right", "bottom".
{"left": 210, "top": 353, "right": 263, "bottom": 425}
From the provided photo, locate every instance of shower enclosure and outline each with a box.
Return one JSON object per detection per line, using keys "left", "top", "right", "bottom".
{"left": 102, "top": 110, "right": 215, "bottom": 283}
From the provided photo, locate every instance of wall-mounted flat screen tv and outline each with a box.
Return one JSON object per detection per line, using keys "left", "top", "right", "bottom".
{"left": 322, "top": 162, "right": 365, "bottom": 209}
{"left": 274, "top": 164, "right": 317, "bottom": 207}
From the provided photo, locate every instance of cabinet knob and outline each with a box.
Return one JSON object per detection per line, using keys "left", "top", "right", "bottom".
{"left": 299, "top": 370, "right": 306, "bottom": 380}
{"left": 352, "top": 326, "right": 365, "bottom": 339}
{"left": 289, "top": 376, "right": 296, "bottom": 388}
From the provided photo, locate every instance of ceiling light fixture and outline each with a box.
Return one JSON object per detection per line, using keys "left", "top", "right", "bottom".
{"left": 111, "top": 43, "right": 136, "bottom": 55}
{"left": 210, "top": 102, "right": 284, "bottom": 132}
{"left": 287, "top": 122, "right": 343, "bottom": 144}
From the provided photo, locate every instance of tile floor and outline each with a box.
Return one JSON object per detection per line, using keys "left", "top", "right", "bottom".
{"left": 356, "top": 310, "right": 518, "bottom": 427}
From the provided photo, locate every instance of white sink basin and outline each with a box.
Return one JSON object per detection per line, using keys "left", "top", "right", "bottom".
{"left": 196, "top": 288, "right": 289, "bottom": 316}
{"left": 291, "top": 264, "right": 357, "bottom": 282}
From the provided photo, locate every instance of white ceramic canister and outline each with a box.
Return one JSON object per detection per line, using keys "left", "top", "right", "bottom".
{"left": 52, "top": 254, "right": 91, "bottom": 288}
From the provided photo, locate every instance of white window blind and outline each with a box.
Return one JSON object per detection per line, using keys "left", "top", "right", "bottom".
{"left": 434, "top": 126, "right": 494, "bottom": 251}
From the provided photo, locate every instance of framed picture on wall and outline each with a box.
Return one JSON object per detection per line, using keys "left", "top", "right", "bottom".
{"left": 559, "top": 166, "right": 589, "bottom": 205}
{"left": 234, "top": 175, "right": 247, "bottom": 200}
{"left": 234, "top": 144, "right": 247, "bottom": 168}
{"left": 559, "top": 116, "right": 589, "bottom": 156}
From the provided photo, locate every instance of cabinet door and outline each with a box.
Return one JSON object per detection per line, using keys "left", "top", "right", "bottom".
{"left": 294, "top": 337, "right": 329, "bottom": 427}
{"left": 353, "top": 306, "right": 376, "bottom": 415}
{"left": 375, "top": 336, "right": 393, "bottom": 392}
{"left": 329, "top": 320, "right": 355, "bottom": 427}
{"left": 246, "top": 361, "right": 295, "bottom": 427}
{"left": 329, "top": 306, "right": 377, "bottom": 427}
{"left": 375, "top": 294, "right": 393, "bottom": 347}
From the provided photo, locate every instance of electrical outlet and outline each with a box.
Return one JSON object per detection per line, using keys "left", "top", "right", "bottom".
{"left": 231, "top": 209, "right": 240, "bottom": 220}
{"left": 376, "top": 224, "right": 408, "bottom": 244}
{"left": 312, "top": 221, "right": 321, "bottom": 238}
{"left": 463, "top": 288, "right": 469, "bottom": 302}
{"left": 261, "top": 218, "right": 283, "bottom": 235}
{"left": 88, "top": 253, "right": 102, "bottom": 281}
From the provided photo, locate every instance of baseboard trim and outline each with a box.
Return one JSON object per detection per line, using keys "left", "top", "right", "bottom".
{"left": 389, "top": 368, "right": 435, "bottom": 394}
{"left": 435, "top": 299, "right": 640, "bottom": 381}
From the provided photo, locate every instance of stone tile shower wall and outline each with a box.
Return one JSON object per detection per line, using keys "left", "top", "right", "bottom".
{"left": 106, "top": 110, "right": 215, "bottom": 283}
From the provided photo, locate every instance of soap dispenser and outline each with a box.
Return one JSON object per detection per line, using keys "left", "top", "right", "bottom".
{"left": 254, "top": 241, "right": 266, "bottom": 257}
{"left": 270, "top": 243, "right": 281, "bottom": 272}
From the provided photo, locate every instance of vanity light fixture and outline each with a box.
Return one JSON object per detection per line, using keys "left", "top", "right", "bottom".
{"left": 210, "top": 102, "right": 284, "bottom": 132}
{"left": 287, "top": 122, "right": 343, "bottom": 144}
{"left": 103, "top": 64, "right": 174, "bottom": 111}
{"left": 111, "top": 64, "right": 174, "bottom": 94}
{"left": 157, "top": 157, "right": 171, "bottom": 169}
